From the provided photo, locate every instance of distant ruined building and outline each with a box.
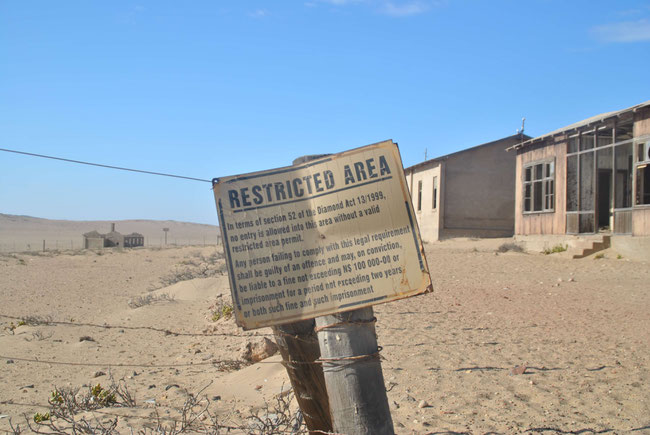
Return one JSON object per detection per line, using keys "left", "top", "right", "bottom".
{"left": 83, "top": 223, "right": 144, "bottom": 249}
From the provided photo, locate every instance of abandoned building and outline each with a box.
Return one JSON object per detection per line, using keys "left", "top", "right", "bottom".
{"left": 509, "top": 100, "right": 650, "bottom": 238}
{"left": 82, "top": 230, "right": 104, "bottom": 249}
{"left": 123, "top": 233, "right": 145, "bottom": 247}
{"left": 404, "top": 134, "right": 529, "bottom": 242}
{"left": 83, "top": 223, "right": 144, "bottom": 248}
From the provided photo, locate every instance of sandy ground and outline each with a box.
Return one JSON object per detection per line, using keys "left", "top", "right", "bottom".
{"left": 0, "top": 240, "right": 648, "bottom": 434}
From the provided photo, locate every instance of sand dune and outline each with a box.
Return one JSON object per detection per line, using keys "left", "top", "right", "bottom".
{"left": 0, "top": 239, "right": 648, "bottom": 433}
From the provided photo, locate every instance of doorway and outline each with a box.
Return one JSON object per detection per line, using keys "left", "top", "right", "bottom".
{"left": 597, "top": 169, "right": 612, "bottom": 230}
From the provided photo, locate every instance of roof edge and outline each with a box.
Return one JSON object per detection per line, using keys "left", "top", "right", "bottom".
{"left": 507, "top": 100, "right": 650, "bottom": 152}
{"left": 405, "top": 133, "right": 529, "bottom": 173}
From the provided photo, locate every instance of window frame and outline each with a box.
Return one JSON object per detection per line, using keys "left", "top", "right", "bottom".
{"left": 523, "top": 159, "right": 555, "bottom": 214}
{"left": 634, "top": 141, "right": 650, "bottom": 206}
{"left": 432, "top": 176, "right": 438, "bottom": 210}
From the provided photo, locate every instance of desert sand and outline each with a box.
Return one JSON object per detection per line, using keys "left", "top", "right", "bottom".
{"left": 0, "top": 234, "right": 649, "bottom": 433}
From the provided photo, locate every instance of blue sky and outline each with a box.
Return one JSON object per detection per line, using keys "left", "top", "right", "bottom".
{"left": 1, "top": 1, "right": 649, "bottom": 225}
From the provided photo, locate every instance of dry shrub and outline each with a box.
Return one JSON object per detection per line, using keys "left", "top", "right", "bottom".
{"left": 128, "top": 293, "right": 175, "bottom": 309}
{"left": 153, "top": 252, "right": 226, "bottom": 289}
{"left": 12, "top": 380, "right": 307, "bottom": 435}
{"left": 247, "top": 386, "right": 305, "bottom": 434}
{"left": 497, "top": 242, "right": 524, "bottom": 253}
{"left": 18, "top": 376, "right": 135, "bottom": 435}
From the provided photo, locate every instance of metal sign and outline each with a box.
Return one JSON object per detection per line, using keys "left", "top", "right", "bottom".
{"left": 213, "top": 140, "right": 431, "bottom": 329}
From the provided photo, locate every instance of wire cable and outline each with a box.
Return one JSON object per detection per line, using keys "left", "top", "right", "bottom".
{"left": 0, "top": 147, "right": 212, "bottom": 183}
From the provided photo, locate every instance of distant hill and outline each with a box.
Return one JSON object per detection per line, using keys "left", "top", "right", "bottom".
{"left": 0, "top": 214, "right": 220, "bottom": 252}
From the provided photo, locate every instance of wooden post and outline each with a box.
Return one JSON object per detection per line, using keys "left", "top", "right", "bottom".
{"left": 42, "top": 240, "right": 45, "bottom": 252}
{"left": 315, "top": 307, "right": 394, "bottom": 435}
{"left": 294, "top": 154, "right": 393, "bottom": 434}
{"left": 272, "top": 320, "right": 333, "bottom": 434}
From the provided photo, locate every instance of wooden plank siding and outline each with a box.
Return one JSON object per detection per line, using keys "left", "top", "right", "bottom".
{"left": 632, "top": 208, "right": 650, "bottom": 235}
{"left": 514, "top": 138, "right": 567, "bottom": 235}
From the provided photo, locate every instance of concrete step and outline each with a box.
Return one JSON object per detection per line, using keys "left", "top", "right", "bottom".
{"left": 570, "top": 235, "right": 611, "bottom": 259}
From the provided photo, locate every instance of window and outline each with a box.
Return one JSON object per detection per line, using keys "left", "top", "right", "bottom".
{"left": 615, "top": 143, "right": 633, "bottom": 208}
{"left": 636, "top": 142, "right": 650, "bottom": 205}
{"left": 417, "top": 180, "right": 422, "bottom": 211}
{"left": 581, "top": 131, "right": 595, "bottom": 151}
{"left": 524, "top": 161, "right": 555, "bottom": 213}
{"left": 432, "top": 176, "right": 438, "bottom": 210}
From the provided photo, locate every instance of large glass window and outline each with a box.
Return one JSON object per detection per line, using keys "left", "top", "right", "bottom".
{"left": 524, "top": 160, "right": 554, "bottom": 213}
{"left": 615, "top": 143, "right": 633, "bottom": 208}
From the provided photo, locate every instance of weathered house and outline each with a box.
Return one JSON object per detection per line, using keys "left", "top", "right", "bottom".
{"left": 509, "top": 101, "right": 650, "bottom": 237}
{"left": 124, "top": 233, "right": 144, "bottom": 248}
{"left": 82, "top": 223, "right": 144, "bottom": 248}
{"left": 404, "top": 134, "right": 528, "bottom": 242}
{"left": 83, "top": 230, "right": 104, "bottom": 249}
{"left": 104, "top": 231, "right": 124, "bottom": 247}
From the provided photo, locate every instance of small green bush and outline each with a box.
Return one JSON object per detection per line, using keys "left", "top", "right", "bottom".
{"left": 543, "top": 244, "right": 567, "bottom": 255}
{"left": 33, "top": 412, "right": 50, "bottom": 423}
{"left": 91, "top": 384, "right": 117, "bottom": 406}
{"left": 211, "top": 301, "right": 234, "bottom": 322}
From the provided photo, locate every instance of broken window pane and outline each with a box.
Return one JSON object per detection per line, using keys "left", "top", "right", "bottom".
{"left": 581, "top": 131, "right": 595, "bottom": 151}
{"left": 580, "top": 152, "right": 594, "bottom": 211}
{"left": 524, "top": 184, "right": 531, "bottom": 212}
{"left": 637, "top": 165, "right": 650, "bottom": 205}
{"left": 597, "top": 128, "right": 613, "bottom": 147}
{"left": 568, "top": 136, "right": 579, "bottom": 154}
{"left": 615, "top": 121, "right": 633, "bottom": 142}
{"left": 533, "top": 180, "right": 543, "bottom": 211}
{"left": 545, "top": 179, "right": 554, "bottom": 210}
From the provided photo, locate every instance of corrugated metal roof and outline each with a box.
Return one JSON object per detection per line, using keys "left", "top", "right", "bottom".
{"left": 508, "top": 100, "right": 650, "bottom": 151}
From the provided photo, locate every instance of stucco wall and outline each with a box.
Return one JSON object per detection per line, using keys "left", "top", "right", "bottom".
{"left": 407, "top": 162, "right": 442, "bottom": 243}
{"left": 442, "top": 136, "right": 520, "bottom": 237}
{"left": 84, "top": 237, "right": 104, "bottom": 250}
